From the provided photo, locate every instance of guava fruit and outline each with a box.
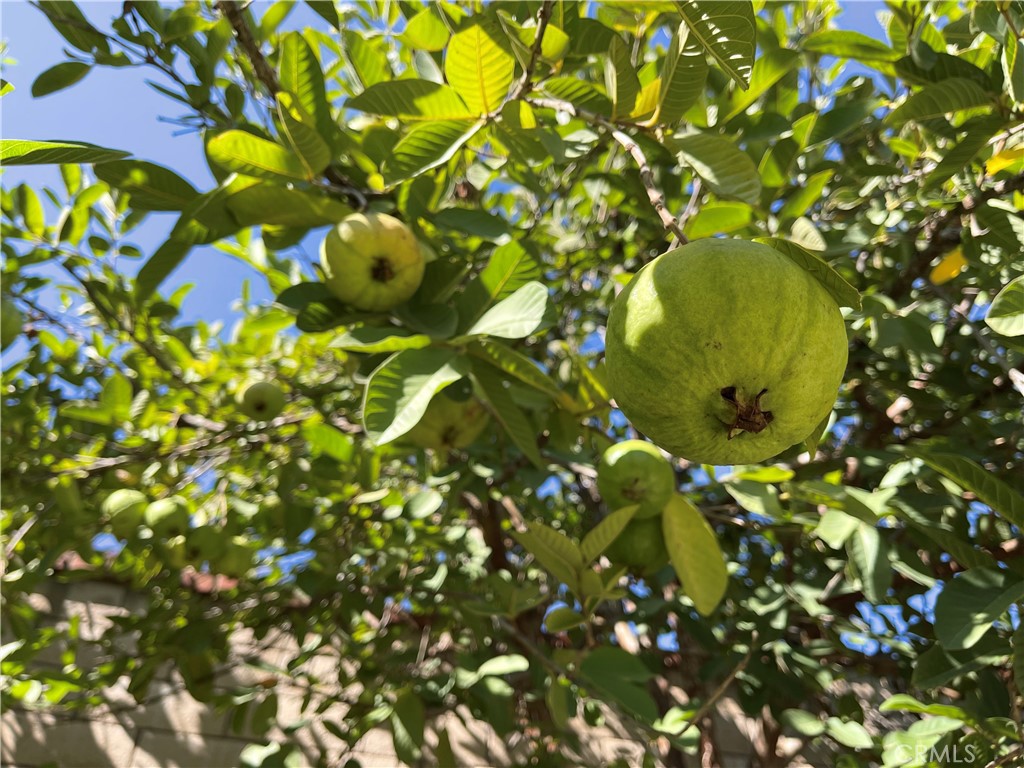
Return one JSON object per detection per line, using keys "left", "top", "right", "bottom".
{"left": 102, "top": 489, "right": 148, "bottom": 539}
{"left": 237, "top": 381, "right": 285, "bottom": 421}
{"left": 404, "top": 389, "right": 489, "bottom": 451}
{"left": 217, "top": 535, "right": 254, "bottom": 578}
{"left": 597, "top": 440, "right": 675, "bottom": 519}
{"left": 603, "top": 516, "right": 670, "bottom": 577}
{"left": 605, "top": 239, "right": 848, "bottom": 466}
{"left": 1, "top": 299, "right": 23, "bottom": 350}
{"left": 145, "top": 496, "right": 191, "bottom": 538}
{"left": 162, "top": 535, "right": 189, "bottom": 569}
{"left": 185, "top": 525, "right": 227, "bottom": 564}
{"left": 320, "top": 212, "right": 424, "bottom": 312}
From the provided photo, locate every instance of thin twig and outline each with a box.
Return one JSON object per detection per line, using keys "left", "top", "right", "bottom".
{"left": 509, "top": 0, "right": 554, "bottom": 101}
{"left": 530, "top": 97, "right": 688, "bottom": 244}
{"left": 678, "top": 631, "right": 759, "bottom": 739}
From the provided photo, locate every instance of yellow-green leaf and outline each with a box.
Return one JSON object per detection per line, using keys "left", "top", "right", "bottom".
{"left": 444, "top": 19, "right": 515, "bottom": 115}
{"left": 662, "top": 495, "right": 727, "bottom": 616}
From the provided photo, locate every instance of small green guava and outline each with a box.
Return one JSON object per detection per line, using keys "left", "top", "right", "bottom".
{"left": 603, "top": 516, "right": 670, "bottom": 577}
{"left": 237, "top": 381, "right": 285, "bottom": 421}
{"left": 320, "top": 212, "right": 424, "bottom": 312}
{"left": 597, "top": 440, "right": 675, "bottom": 519}
{"left": 145, "top": 496, "right": 190, "bottom": 538}
{"left": 162, "top": 534, "right": 189, "bottom": 569}
{"left": 605, "top": 239, "right": 848, "bottom": 465}
{"left": 217, "top": 535, "right": 254, "bottom": 579}
{"left": 404, "top": 389, "right": 489, "bottom": 451}
{"left": 185, "top": 525, "right": 227, "bottom": 564}
{"left": 102, "top": 489, "right": 148, "bottom": 539}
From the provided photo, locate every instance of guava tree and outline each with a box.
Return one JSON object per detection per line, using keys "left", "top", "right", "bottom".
{"left": 3, "top": 1, "right": 1024, "bottom": 766}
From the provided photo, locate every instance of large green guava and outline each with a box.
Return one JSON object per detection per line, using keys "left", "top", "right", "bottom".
{"left": 320, "top": 212, "right": 424, "bottom": 312}
{"left": 605, "top": 239, "right": 848, "bottom": 465}
{"left": 404, "top": 389, "right": 489, "bottom": 451}
{"left": 603, "top": 516, "right": 670, "bottom": 577}
{"left": 597, "top": 440, "right": 675, "bottom": 519}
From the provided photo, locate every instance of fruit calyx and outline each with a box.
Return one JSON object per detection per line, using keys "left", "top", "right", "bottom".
{"left": 720, "top": 386, "right": 774, "bottom": 439}
{"left": 372, "top": 256, "right": 394, "bottom": 283}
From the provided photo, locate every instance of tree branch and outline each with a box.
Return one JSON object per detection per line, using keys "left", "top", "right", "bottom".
{"left": 529, "top": 97, "right": 688, "bottom": 244}
{"left": 509, "top": 0, "right": 554, "bottom": 101}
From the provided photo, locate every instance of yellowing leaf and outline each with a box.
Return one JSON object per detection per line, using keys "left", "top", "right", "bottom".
{"left": 929, "top": 248, "right": 967, "bottom": 285}
{"left": 631, "top": 78, "right": 661, "bottom": 120}
{"left": 987, "top": 147, "right": 1024, "bottom": 175}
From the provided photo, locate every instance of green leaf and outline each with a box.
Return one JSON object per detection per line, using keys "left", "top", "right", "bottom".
{"left": 278, "top": 32, "right": 335, "bottom": 147}
{"left": 825, "top": 717, "right": 873, "bottom": 749}
{"left": 456, "top": 241, "right": 542, "bottom": 331}
{"left": 846, "top": 523, "right": 890, "bottom": 604}
{"left": 662, "top": 495, "right": 728, "bottom": 616}
{"left": 302, "top": 422, "right": 354, "bottom": 462}
{"left": 674, "top": 133, "right": 761, "bottom": 204}
{"left": 94, "top": 160, "right": 198, "bottom": 211}
{"left": 467, "top": 339, "right": 578, "bottom": 410}
{"left": 136, "top": 239, "right": 192, "bottom": 300}
{"left": 0, "top": 80, "right": 13, "bottom": 98}
{"left": 342, "top": 28, "right": 390, "bottom": 88}
{"left": 1004, "top": 36, "right": 1024, "bottom": 104}
{"left": 225, "top": 184, "right": 351, "bottom": 227}
{"left": 722, "top": 48, "right": 799, "bottom": 121}
{"left": 60, "top": 401, "right": 114, "bottom": 426}
{"left": 924, "top": 115, "right": 1004, "bottom": 189}
{"left": 465, "top": 282, "right": 549, "bottom": 339}
{"left": 444, "top": 19, "right": 515, "bottom": 115}
{"left": 933, "top": 567, "right": 1024, "bottom": 650}
{"left": 724, "top": 480, "right": 782, "bottom": 517}
{"left": 753, "top": 237, "right": 862, "bottom": 310}
{"left": 605, "top": 35, "right": 640, "bottom": 120}
{"left": 657, "top": 22, "right": 708, "bottom": 125}
{"left": 207, "top": 131, "right": 310, "bottom": 181}
{"left": 275, "top": 282, "right": 334, "bottom": 312}
{"left": 362, "top": 347, "right": 469, "bottom": 445}
{"left": 31, "top": 62, "right": 90, "bottom": 97}
{"left": 472, "top": 362, "right": 544, "bottom": 469}
{"left": 36, "top": 1, "right": 109, "bottom": 54}
{"left": 17, "top": 185, "right": 45, "bottom": 237}
{"left": 675, "top": 0, "right": 756, "bottom": 89}
{"left": 512, "top": 522, "right": 582, "bottom": 590}
{"left": 477, "top": 654, "right": 530, "bottom": 678}
{"left": 814, "top": 509, "right": 860, "bottom": 549}
{"left": 803, "top": 30, "right": 899, "bottom": 62}
{"left": 347, "top": 79, "right": 473, "bottom": 120}
{"left": 912, "top": 642, "right": 1005, "bottom": 689}
{"left": 1013, "top": 624, "right": 1024, "bottom": 695}
{"left": 683, "top": 201, "right": 752, "bottom": 239}
{"left": 401, "top": 7, "right": 450, "bottom": 51}
{"left": 433, "top": 207, "right": 510, "bottom": 240}
{"left": 895, "top": 53, "right": 992, "bottom": 89}
{"left": 780, "top": 709, "right": 826, "bottom": 737}
{"left": 581, "top": 506, "right": 639, "bottom": 565}
{"left": 580, "top": 647, "right": 658, "bottom": 721}
{"left": 275, "top": 92, "right": 330, "bottom": 178}
{"left": 910, "top": 451, "right": 1024, "bottom": 531}
{"left": 803, "top": 410, "right": 833, "bottom": 456}
{"left": 384, "top": 119, "right": 484, "bottom": 186}
{"left": 974, "top": 200, "right": 1024, "bottom": 254}
{"left": 1, "top": 139, "right": 130, "bottom": 165}
{"left": 390, "top": 689, "right": 425, "bottom": 765}
{"left": 329, "top": 327, "right": 432, "bottom": 353}
{"left": 985, "top": 276, "right": 1024, "bottom": 337}
{"left": 542, "top": 77, "right": 613, "bottom": 116}
{"left": 886, "top": 78, "right": 994, "bottom": 127}
{"left": 101, "top": 373, "right": 133, "bottom": 420}
{"left": 545, "top": 607, "right": 586, "bottom": 632}
{"left": 879, "top": 694, "right": 972, "bottom": 722}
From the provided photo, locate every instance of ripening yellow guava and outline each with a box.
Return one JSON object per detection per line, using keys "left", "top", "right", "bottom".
{"left": 237, "top": 381, "right": 285, "bottom": 421}
{"left": 597, "top": 439, "right": 675, "bottom": 519}
{"left": 320, "top": 212, "right": 424, "bottom": 312}
{"left": 604, "top": 516, "right": 669, "bottom": 577}
{"left": 102, "top": 489, "right": 148, "bottom": 539}
{"left": 605, "top": 239, "right": 848, "bottom": 466}
{"left": 404, "top": 390, "right": 489, "bottom": 451}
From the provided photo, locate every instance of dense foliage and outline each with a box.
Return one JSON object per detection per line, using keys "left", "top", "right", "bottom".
{"left": 2, "top": 1, "right": 1024, "bottom": 766}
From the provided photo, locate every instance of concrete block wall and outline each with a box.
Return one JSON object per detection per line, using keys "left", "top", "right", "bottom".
{"left": 2, "top": 579, "right": 826, "bottom": 767}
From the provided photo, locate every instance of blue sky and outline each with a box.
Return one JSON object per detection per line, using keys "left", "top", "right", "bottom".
{"left": 3, "top": 0, "right": 888, "bottom": 325}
